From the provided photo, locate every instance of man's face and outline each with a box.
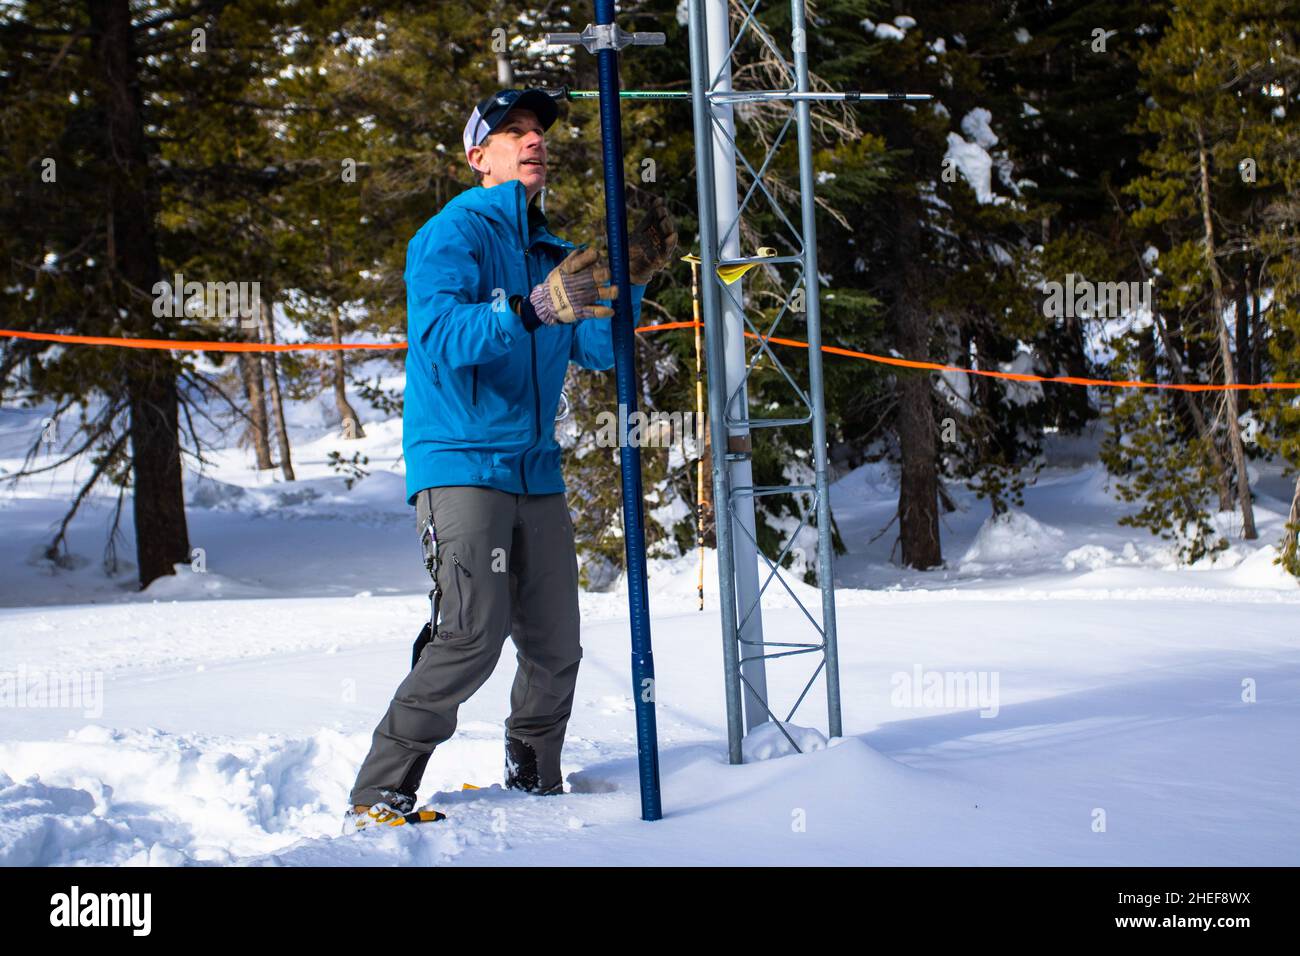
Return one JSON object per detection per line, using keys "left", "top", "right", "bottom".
{"left": 470, "top": 107, "right": 547, "bottom": 199}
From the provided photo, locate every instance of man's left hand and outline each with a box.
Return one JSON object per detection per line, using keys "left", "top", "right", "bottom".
{"left": 628, "top": 196, "right": 678, "bottom": 286}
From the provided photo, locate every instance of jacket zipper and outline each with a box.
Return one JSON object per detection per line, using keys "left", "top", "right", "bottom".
{"left": 520, "top": 236, "right": 535, "bottom": 494}
{"left": 515, "top": 197, "right": 567, "bottom": 497}
{"left": 471, "top": 367, "right": 478, "bottom": 406}
{"left": 530, "top": 336, "right": 541, "bottom": 450}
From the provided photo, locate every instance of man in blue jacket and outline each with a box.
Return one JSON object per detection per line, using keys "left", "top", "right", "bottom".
{"left": 347, "top": 89, "right": 676, "bottom": 828}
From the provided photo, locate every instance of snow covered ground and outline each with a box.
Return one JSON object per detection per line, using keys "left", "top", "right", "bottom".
{"left": 2, "top": 370, "right": 1298, "bottom": 866}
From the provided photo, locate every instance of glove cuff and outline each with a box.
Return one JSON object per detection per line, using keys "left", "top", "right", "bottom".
{"left": 514, "top": 293, "right": 544, "bottom": 332}
{"left": 529, "top": 283, "right": 560, "bottom": 326}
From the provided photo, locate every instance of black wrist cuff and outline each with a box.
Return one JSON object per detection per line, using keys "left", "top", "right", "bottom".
{"left": 514, "top": 294, "right": 542, "bottom": 332}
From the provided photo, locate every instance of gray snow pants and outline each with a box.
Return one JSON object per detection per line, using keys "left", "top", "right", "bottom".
{"left": 349, "top": 486, "right": 583, "bottom": 808}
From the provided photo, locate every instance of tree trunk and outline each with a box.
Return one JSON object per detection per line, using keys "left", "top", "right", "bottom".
{"left": 1131, "top": 246, "right": 1233, "bottom": 509}
{"left": 1197, "top": 125, "right": 1256, "bottom": 538}
{"left": 1235, "top": 266, "right": 1251, "bottom": 385}
{"left": 1151, "top": 295, "right": 1234, "bottom": 511}
{"left": 91, "top": 0, "right": 189, "bottom": 589}
{"left": 330, "top": 305, "right": 364, "bottom": 438}
{"left": 238, "top": 321, "right": 274, "bottom": 468}
{"left": 259, "top": 289, "right": 296, "bottom": 481}
{"left": 1055, "top": 312, "right": 1092, "bottom": 427}
{"left": 1283, "top": 471, "right": 1300, "bottom": 576}
{"left": 892, "top": 195, "right": 942, "bottom": 569}
{"left": 1250, "top": 283, "right": 1262, "bottom": 385}
{"left": 128, "top": 370, "right": 191, "bottom": 584}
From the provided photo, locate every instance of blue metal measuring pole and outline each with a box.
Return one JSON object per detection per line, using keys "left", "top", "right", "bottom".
{"left": 593, "top": 0, "right": 661, "bottom": 822}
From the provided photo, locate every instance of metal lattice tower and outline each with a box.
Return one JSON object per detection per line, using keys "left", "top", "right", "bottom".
{"left": 551, "top": 1, "right": 928, "bottom": 779}
{"left": 689, "top": 0, "right": 843, "bottom": 763}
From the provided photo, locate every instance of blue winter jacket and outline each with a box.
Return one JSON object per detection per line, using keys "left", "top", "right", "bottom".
{"left": 402, "top": 178, "right": 644, "bottom": 504}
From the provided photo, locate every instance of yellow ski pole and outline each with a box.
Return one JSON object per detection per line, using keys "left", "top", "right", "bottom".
{"left": 685, "top": 253, "right": 707, "bottom": 611}
{"left": 682, "top": 247, "right": 775, "bottom": 610}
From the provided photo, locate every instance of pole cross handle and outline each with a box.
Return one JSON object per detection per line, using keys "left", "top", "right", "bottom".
{"left": 546, "top": 23, "right": 665, "bottom": 53}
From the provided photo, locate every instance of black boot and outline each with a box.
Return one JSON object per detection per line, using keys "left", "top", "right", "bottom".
{"left": 504, "top": 734, "right": 562, "bottom": 795}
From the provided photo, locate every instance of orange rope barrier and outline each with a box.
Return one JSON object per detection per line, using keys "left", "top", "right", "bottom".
{"left": 3, "top": 323, "right": 1297, "bottom": 392}
{"left": 633, "top": 322, "right": 1300, "bottom": 392}
{"left": 0, "top": 329, "right": 406, "bottom": 352}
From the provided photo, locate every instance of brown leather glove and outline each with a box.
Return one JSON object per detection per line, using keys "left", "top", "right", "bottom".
{"left": 627, "top": 197, "right": 678, "bottom": 286}
{"left": 529, "top": 246, "right": 618, "bottom": 324}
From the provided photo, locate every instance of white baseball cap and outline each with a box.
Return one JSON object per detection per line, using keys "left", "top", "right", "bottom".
{"left": 463, "top": 88, "right": 560, "bottom": 168}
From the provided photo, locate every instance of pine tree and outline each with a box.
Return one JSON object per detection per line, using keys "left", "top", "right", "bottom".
{"left": 1119, "top": 0, "right": 1292, "bottom": 547}
{"left": 810, "top": 0, "right": 1050, "bottom": 566}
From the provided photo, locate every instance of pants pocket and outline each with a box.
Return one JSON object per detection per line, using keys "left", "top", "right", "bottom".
{"left": 418, "top": 487, "right": 514, "bottom": 647}
{"left": 447, "top": 551, "right": 473, "bottom": 636}
{"left": 432, "top": 541, "right": 479, "bottom": 641}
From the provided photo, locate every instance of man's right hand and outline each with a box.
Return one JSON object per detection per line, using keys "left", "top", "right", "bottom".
{"left": 528, "top": 247, "right": 618, "bottom": 325}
